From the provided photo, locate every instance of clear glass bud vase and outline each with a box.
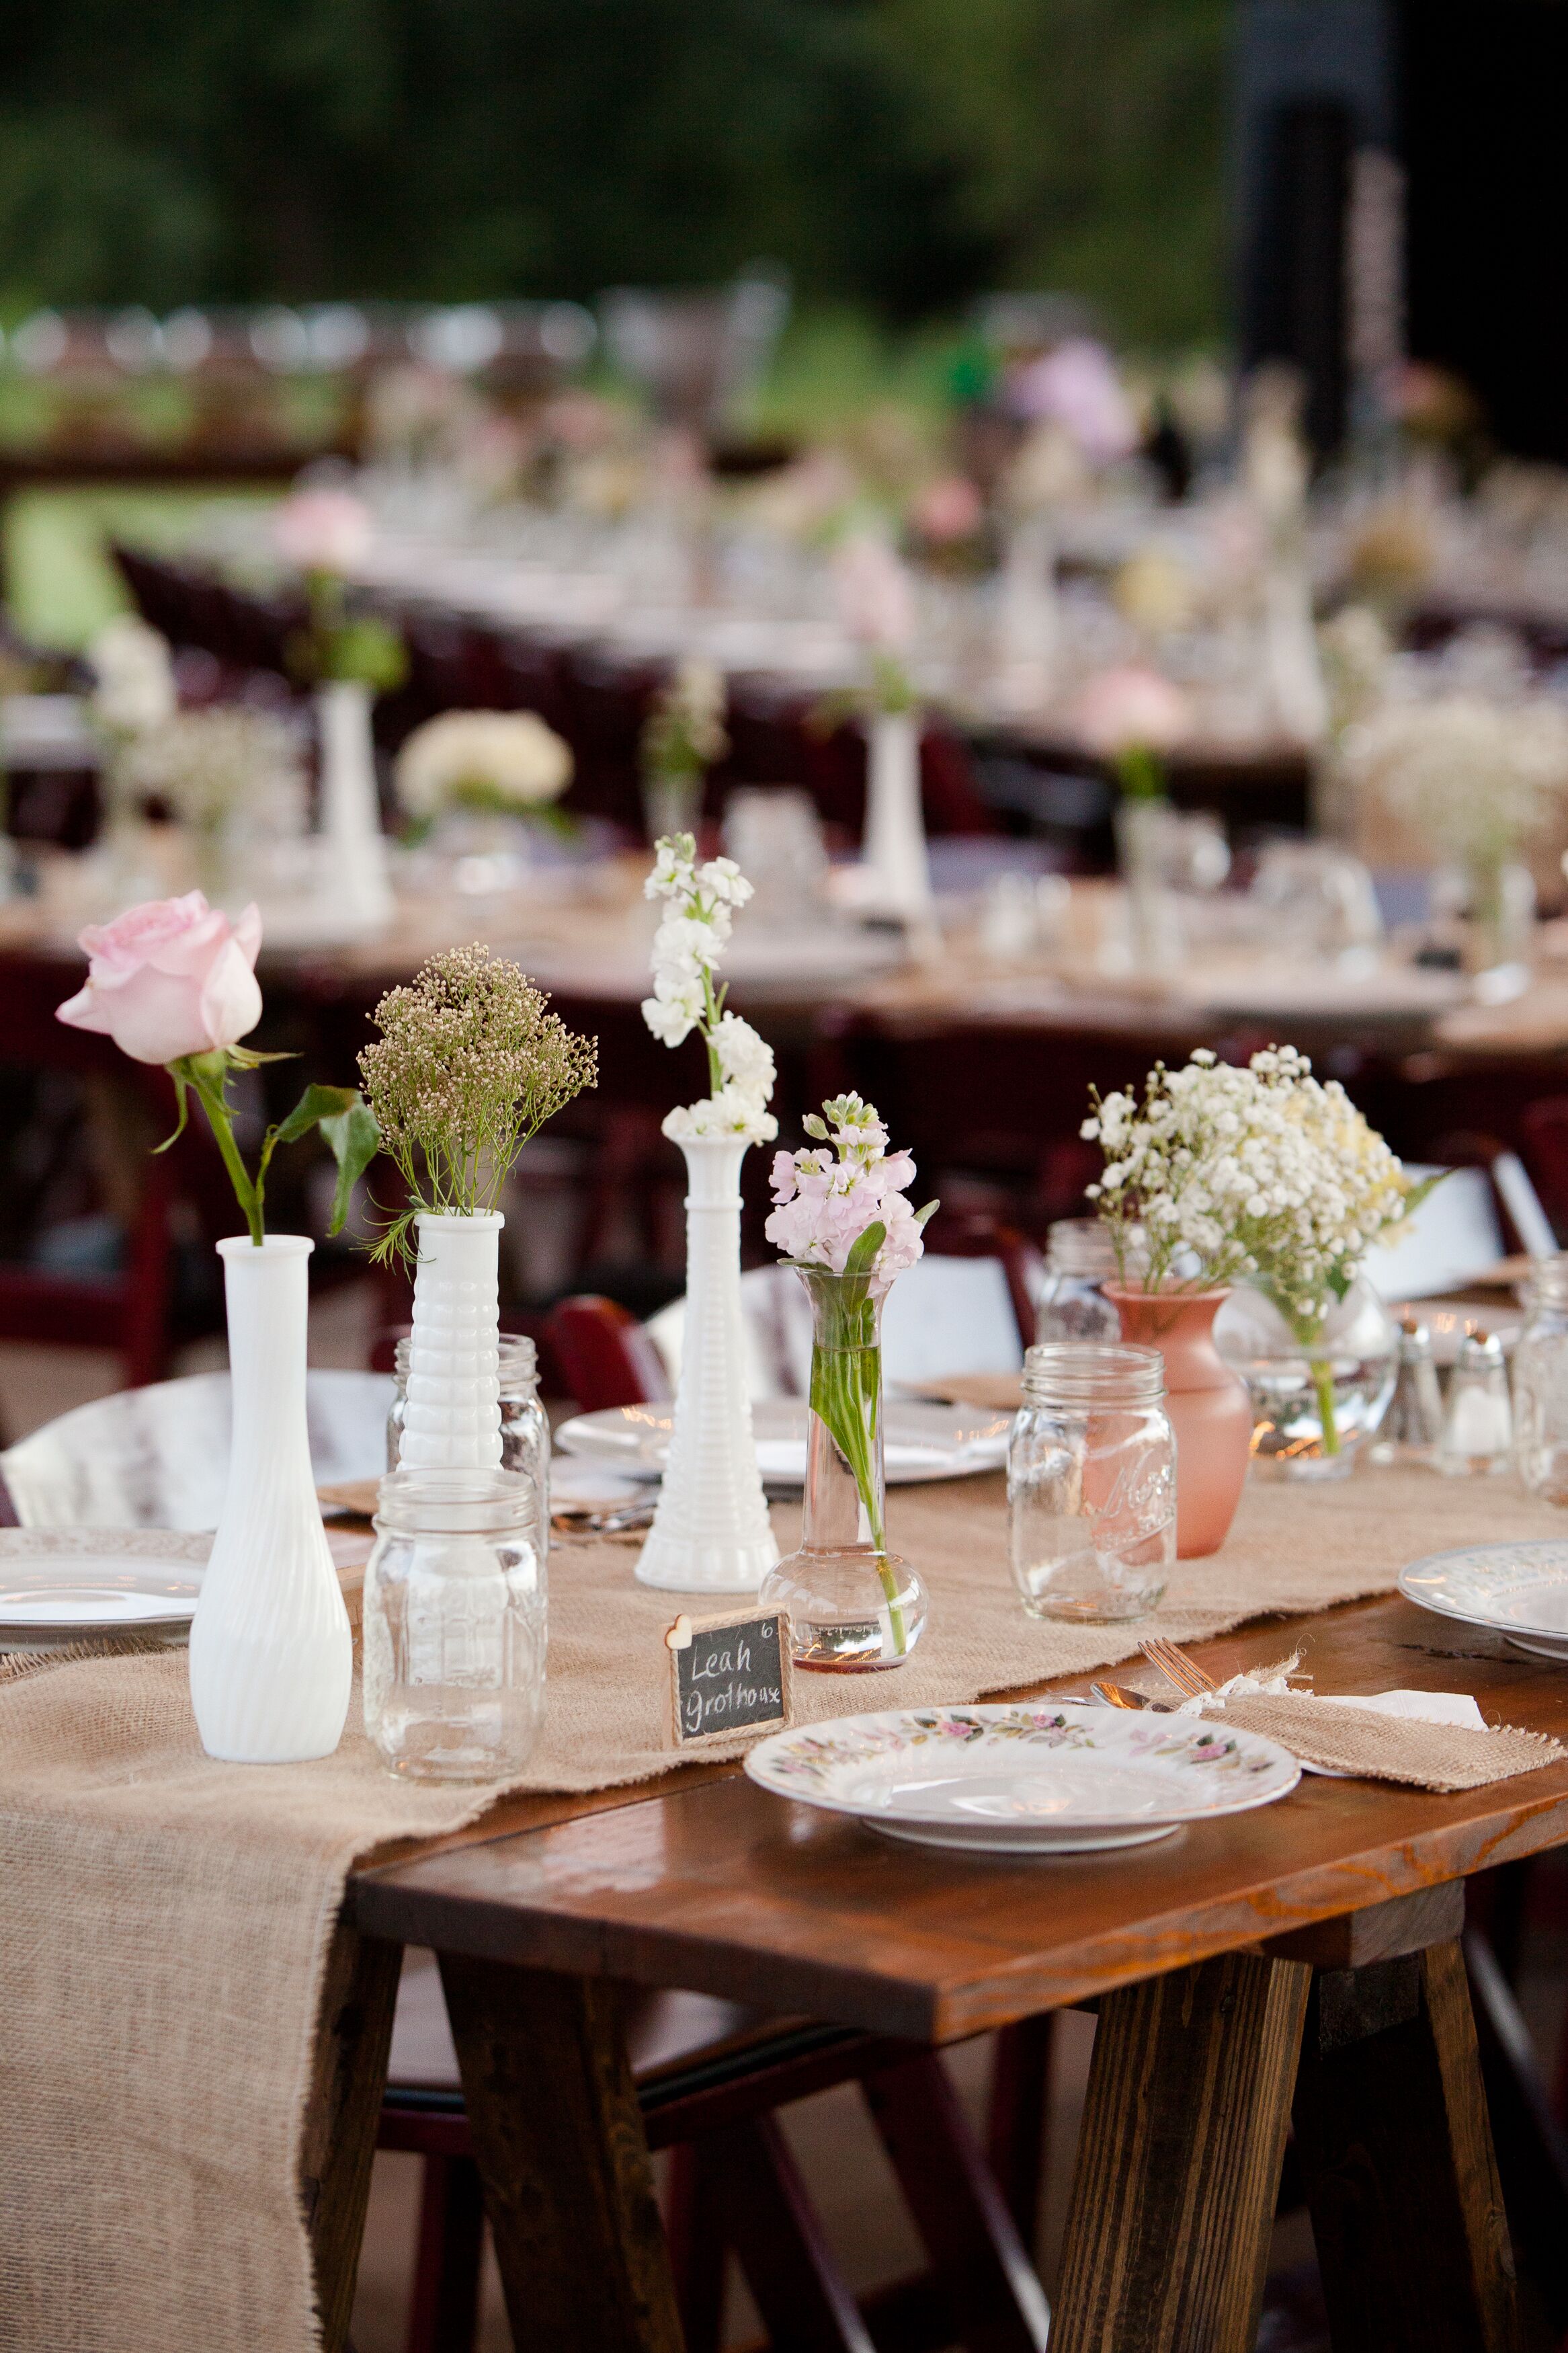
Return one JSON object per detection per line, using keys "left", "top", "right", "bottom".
{"left": 758, "top": 1265, "right": 928, "bottom": 1669}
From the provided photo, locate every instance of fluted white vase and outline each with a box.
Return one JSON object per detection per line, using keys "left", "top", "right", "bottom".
{"left": 317, "top": 679, "right": 394, "bottom": 932}
{"left": 189, "top": 1236, "right": 352, "bottom": 1763}
{"left": 636, "top": 1136, "right": 778, "bottom": 1592}
{"left": 400, "top": 1212, "right": 503, "bottom": 1470}
{"left": 862, "top": 711, "right": 933, "bottom": 920}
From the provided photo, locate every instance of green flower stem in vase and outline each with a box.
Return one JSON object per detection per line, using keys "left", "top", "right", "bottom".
{"left": 759, "top": 1263, "right": 929, "bottom": 1670}
{"left": 1308, "top": 1352, "right": 1341, "bottom": 1455}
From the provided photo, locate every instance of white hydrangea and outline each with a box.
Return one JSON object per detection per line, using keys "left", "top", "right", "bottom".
{"left": 395, "top": 709, "right": 573, "bottom": 817}
{"left": 641, "top": 832, "right": 775, "bottom": 1144}
{"left": 1083, "top": 1043, "right": 1419, "bottom": 1334}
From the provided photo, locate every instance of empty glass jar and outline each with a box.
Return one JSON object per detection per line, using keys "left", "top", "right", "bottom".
{"left": 364, "top": 1468, "right": 547, "bottom": 1780}
{"left": 388, "top": 1332, "right": 550, "bottom": 1534}
{"left": 1036, "top": 1219, "right": 1123, "bottom": 1343}
{"left": 1514, "top": 1258, "right": 1568, "bottom": 1501}
{"left": 1008, "top": 1342, "right": 1175, "bottom": 1622}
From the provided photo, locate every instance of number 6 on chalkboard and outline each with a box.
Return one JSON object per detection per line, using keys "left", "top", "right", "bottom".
{"left": 664, "top": 1607, "right": 794, "bottom": 1748}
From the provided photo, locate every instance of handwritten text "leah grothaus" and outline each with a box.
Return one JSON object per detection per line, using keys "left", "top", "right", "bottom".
{"left": 679, "top": 1625, "right": 784, "bottom": 1738}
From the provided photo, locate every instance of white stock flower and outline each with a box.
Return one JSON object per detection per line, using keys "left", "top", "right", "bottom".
{"left": 713, "top": 1012, "right": 776, "bottom": 1099}
{"left": 89, "top": 615, "right": 177, "bottom": 735}
{"left": 663, "top": 1086, "right": 778, "bottom": 1146}
{"left": 642, "top": 831, "right": 776, "bottom": 1135}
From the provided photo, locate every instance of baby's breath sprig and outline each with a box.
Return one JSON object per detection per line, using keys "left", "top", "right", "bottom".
{"left": 358, "top": 943, "right": 597, "bottom": 1265}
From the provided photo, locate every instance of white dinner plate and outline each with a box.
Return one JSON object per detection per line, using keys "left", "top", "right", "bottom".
{"left": 554, "top": 1398, "right": 1011, "bottom": 1492}
{"left": 745, "top": 1702, "right": 1301, "bottom": 1853}
{"left": 0, "top": 1528, "right": 209, "bottom": 1647}
{"left": 1399, "top": 1541, "right": 1568, "bottom": 1658}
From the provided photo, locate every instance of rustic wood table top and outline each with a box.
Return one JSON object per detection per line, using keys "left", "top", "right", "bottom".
{"left": 349, "top": 1590, "right": 1568, "bottom": 2040}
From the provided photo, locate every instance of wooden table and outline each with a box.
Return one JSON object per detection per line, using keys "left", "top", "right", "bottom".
{"left": 303, "top": 1589, "right": 1568, "bottom": 2353}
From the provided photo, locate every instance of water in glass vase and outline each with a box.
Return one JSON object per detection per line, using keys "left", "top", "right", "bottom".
{"left": 759, "top": 1266, "right": 928, "bottom": 1670}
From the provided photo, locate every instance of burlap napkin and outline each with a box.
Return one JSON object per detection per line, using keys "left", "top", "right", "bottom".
{"left": 1205, "top": 1689, "right": 1567, "bottom": 1792}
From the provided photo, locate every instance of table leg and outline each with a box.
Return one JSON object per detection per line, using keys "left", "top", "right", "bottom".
{"left": 301, "top": 1925, "right": 404, "bottom": 2353}
{"left": 1050, "top": 1950, "right": 1311, "bottom": 2353}
{"left": 438, "top": 1954, "right": 685, "bottom": 2353}
{"left": 1292, "top": 1939, "right": 1520, "bottom": 2353}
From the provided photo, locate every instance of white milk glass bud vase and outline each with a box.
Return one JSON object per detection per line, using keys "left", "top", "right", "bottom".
{"left": 317, "top": 679, "right": 394, "bottom": 932}
{"left": 636, "top": 1135, "right": 779, "bottom": 1592}
{"left": 401, "top": 1212, "right": 504, "bottom": 1470}
{"left": 189, "top": 1236, "right": 352, "bottom": 1762}
{"left": 862, "top": 711, "right": 933, "bottom": 920}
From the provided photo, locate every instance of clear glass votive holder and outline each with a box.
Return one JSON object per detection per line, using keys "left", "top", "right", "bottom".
{"left": 364, "top": 1468, "right": 546, "bottom": 1782}
{"left": 1514, "top": 1256, "right": 1568, "bottom": 1501}
{"left": 1008, "top": 1341, "right": 1175, "bottom": 1622}
{"left": 388, "top": 1332, "right": 551, "bottom": 1535}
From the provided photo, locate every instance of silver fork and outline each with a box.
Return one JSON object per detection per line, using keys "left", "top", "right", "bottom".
{"left": 1138, "top": 1635, "right": 1220, "bottom": 1700}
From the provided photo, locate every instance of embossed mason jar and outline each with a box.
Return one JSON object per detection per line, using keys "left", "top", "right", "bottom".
{"left": 1007, "top": 1342, "right": 1175, "bottom": 1622}
{"left": 364, "top": 1467, "right": 546, "bottom": 1781}
{"left": 389, "top": 1332, "right": 550, "bottom": 1536}
{"left": 1514, "top": 1257, "right": 1568, "bottom": 1501}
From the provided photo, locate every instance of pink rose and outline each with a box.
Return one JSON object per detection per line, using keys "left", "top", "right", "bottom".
{"left": 1070, "top": 664, "right": 1194, "bottom": 757}
{"left": 912, "top": 475, "right": 983, "bottom": 543}
{"left": 273, "top": 487, "right": 372, "bottom": 575}
{"left": 56, "top": 893, "right": 263, "bottom": 1064}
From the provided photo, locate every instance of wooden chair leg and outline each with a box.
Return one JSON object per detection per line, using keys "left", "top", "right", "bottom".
{"left": 404, "top": 2152, "right": 485, "bottom": 2353}
{"left": 1465, "top": 1929, "right": 1568, "bottom": 2334}
{"left": 1050, "top": 1950, "right": 1310, "bottom": 2353}
{"left": 704, "top": 2112, "right": 877, "bottom": 2353}
{"left": 662, "top": 2141, "right": 727, "bottom": 2353}
{"left": 438, "top": 1956, "right": 684, "bottom": 2353}
{"left": 986, "top": 2017, "right": 1055, "bottom": 2248}
{"left": 1292, "top": 1939, "right": 1520, "bottom": 2353}
{"left": 302, "top": 1929, "right": 405, "bottom": 2353}
{"left": 862, "top": 2050, "right": 1050, "bottom": 2353}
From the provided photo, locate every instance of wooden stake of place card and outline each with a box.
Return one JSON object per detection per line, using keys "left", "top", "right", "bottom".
{"left": 664, "top": 1608, "right": 793, "bottom": 1748}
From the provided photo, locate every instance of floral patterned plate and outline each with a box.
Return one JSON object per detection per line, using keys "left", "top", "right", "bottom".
{"left": 556, "top": 1399, "right": 1010, "bottom": 1491}
{"left": 1399, "top": 1542, "right": 1568, "bottom": 1660}
{"left": 744, "top": 1702, "right": 1301, "bottom": 1854}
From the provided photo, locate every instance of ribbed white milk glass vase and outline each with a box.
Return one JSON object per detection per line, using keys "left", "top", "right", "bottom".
{"left": 317, "top": 679, "right": 394, "bottom": 932}
{"left": 188, "top": 1236, "right": 353, "bottom": 1762}
{"left": 636, "top": 1135, "right": 778, "bottom": 1592}
{"left": 400, "top": 1212, "right": 505, "bottom": 1471}
{"left": 862, "top": 711, "right": 933, "bottom": 920}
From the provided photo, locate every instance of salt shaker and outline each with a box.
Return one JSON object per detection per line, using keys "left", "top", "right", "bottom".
{"left": 1369, "top": 1323, "right": 1444, "bottom": 1464}
{"left": 1438, "top": 1332, "right": 1514, "bottom": 1476}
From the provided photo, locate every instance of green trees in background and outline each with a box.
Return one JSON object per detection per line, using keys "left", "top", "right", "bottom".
{"left": 0, "top": 0, "right": 1227, "bottom": 344}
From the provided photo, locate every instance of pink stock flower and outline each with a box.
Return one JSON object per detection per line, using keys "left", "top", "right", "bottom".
{"left": 1070, "top": 664, "right": 1194, "bottom": 757}
{"left": 833, "top": 535, "right": 916, "bottom": 653}
{"left": 765, "top": 1097, "right": 927, "bottom": 1280}
{"left": 273, "top": 487, "right": 372, "bottom": 575}
{"left": 1011, "top": 338, "right": 1139, "bottom": 465}
{"left": 56, "top": 892, "right": 263, "bottom": 1064}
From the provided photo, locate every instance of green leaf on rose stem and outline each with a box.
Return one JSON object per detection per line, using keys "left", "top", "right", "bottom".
{"left": 152, "top": 1068, "right": 190, "bottom": 1155}
{"left": 843, "top": 1220, "right": 886, "bottom": 1278}
{"left": 270, "top": 1082, "right": 364, "bottom": 1148}
{"left": 226, "top": 1044, "right": 297, "bottom": 1068}
{"left": 319, "top": 1099, "right": 382, "bottom": 1236}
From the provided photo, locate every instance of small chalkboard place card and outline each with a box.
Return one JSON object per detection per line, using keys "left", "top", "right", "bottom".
{"left": 664, "top": 1607, "right": 792, "bottom": 1748}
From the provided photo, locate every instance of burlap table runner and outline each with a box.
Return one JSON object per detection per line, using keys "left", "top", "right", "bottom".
{"left": 3, "top": 1462, "right": 1567, "bottom": 2353}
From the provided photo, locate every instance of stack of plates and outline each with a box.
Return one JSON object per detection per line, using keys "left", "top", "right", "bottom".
{"left": 1399, "top": 1542, "right": 1568, "bottom": 1660}
{"left": 0, "top": 1529, "right": 208, "bottom": 1649}
{"left": 554, "top": 1397, "right": 1010, "bottom": 1494}
{"left": 744, "top": 1702, "right": 1301, "bottom": 1854}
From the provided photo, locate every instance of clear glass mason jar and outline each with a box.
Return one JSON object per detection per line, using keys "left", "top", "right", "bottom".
{"left": 1036, "top": 1219, "right": 1123, "bottom": 1343}
{"left": 363, "top": 1468, "right": 546, "bottom": 1781}
{"left": 757, "top": 1265, "right": 929, "bottom": 1670}
{"left": 1514, "top": 1257, "right": 1568, "bottom": 1501}
{"left": 388, "top": 1332, "right": 550, "bottom": 1534}
{"left": 1008, "top": 1341, "right": 1175, "bottom": 1622}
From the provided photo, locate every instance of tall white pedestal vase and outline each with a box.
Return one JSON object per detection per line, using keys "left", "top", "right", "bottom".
{"left": 399, "top": 1212, "right": 504, "bottom": 1470}
{"left": 636, "top": 1137, "right": 778, "bottom": 1592}
{"left": 190, "top": 1236, "right": 352, "bottom": 1762}
{"left": 317, "top": 680, "right": 394, "bottom": 932}
{"left": 862, "top": 712, "right": 933, "bottom": 922}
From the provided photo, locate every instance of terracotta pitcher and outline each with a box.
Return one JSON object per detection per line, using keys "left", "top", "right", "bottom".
{"left": 1105, "top": 1287, "right": 1251, "bottom": 1557}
